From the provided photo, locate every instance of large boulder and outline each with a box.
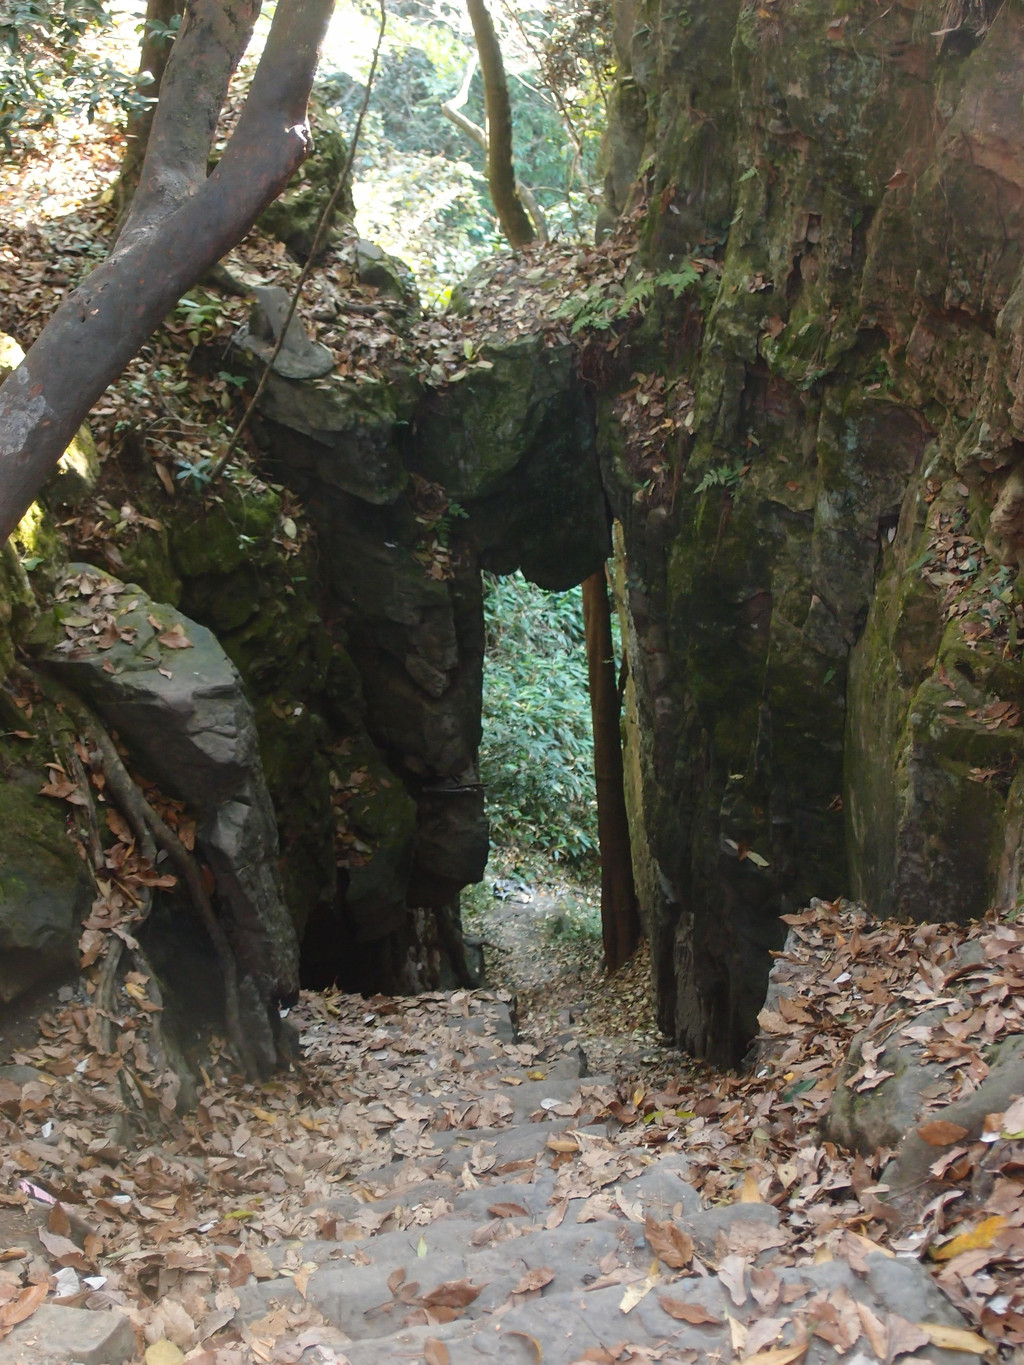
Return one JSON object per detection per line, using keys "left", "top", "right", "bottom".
{"left": 34, "top": 566, "right": 298, "bottom": 1065}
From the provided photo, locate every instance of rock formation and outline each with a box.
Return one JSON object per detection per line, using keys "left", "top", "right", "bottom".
{"left": 6, "top": 0, "right": 1024, "bottom": 1076}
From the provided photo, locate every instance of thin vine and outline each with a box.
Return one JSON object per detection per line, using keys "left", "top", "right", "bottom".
{"left": 209, "top": 0, "right": 388, "bottom": 483}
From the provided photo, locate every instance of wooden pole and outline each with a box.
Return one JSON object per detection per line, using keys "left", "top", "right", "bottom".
{"left": 582, "top": 569, "right": 641, "bottom": 972}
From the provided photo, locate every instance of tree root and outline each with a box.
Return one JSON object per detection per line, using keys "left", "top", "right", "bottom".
{"left": 26, "top": 667, "right": 260, "bottom": 1081}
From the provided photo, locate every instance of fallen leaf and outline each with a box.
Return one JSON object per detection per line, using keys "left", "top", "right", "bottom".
{"left": 0, "top": 1281, "right": 47, "bottom": 1337}
{"left": 488, "top": 1202, "right": 528, "bottom": 1219}
{"left": 619, "top": 1278, "right": 654, "bottom": 1313}
{"left": 657, "top": 1294, "right": 722, "bottom": 1325}
{"left": 917, "top": 1119, "right": 970, "bottom": 1146}
{"left": 546, "top": 1135, "right": 579, "bottom": 1154}
{"left": 739, "top": 1169, "right": 762, "bottom": 1203}
{"left": 741, "top": 1339, "right": 808, "bottom": 1365}
{"left": 424, "top": 1339, "right": 449, "bottom": 1365}
{"left": 512, "top": 1267, "right": 555, "bottom": 1295}
{"left": 718, "top": 1253, "right": 748, "bottom": 1306}
{"left": 145, "top": 1343, "right": 185, "bottom": 1365}
{"left": 931, "top": 1216, "right": 1007, "bottom": 1261}
{"left": 644, "top": 1214, "right": 694, "bottom": 1268}
{"left": 157, "top": 624, "right": 193, "bottom": 649}
{"left": 886, "top": 1315, "right": 930, "bottom": 1359}
{"left": 999, "top": 1094, "right": 1024, "bottom": 1137}
{"left": 916, "top": 1323, "right": 993, "bottom": 1354}
{"left": 421, "top": 1278, "right": 485, "bottom": 1309}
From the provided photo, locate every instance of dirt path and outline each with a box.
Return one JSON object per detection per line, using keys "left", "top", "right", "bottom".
{"left": 464, "top": 874, "right": 683, "bottom": 1083}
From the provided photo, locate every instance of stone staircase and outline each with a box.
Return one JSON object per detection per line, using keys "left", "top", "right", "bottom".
{"left": 227, "top": 993, "right": 978, "bottom": 1365}
{"left": 0, "top": 989, "right": 985, "bottom": 1365}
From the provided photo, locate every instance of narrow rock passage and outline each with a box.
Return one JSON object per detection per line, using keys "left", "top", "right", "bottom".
{"left": 463, "top": 877, "right": 669, "bottom": 1080}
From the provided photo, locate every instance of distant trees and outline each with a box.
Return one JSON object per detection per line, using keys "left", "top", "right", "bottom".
{"left": 0, "top": 0, "right": 144, "bottom": 150}
{"left": 0, "top": 0, "right": 335, "bottom": 545}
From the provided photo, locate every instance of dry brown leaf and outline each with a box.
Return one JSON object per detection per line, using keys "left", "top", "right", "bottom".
{"left": 421, "top": 1278, "right": 485, "bottom": 1309}
{"left": 915, "top": 1322, "right": 993, "bottom": 1354}
{"left": 746, "top": 1318, "right": 790, "bottom": 1356}
{"left": 488, "top": 1202, "right": 528, "bottom": 1219}
{"left": 886, "top": 1315, "right": 930, "bottom": 1360}
{"left": 512, "top": 1267, "right": 555, "bottom": 1295}
{"left": 855, "top": 1301, "right": 888, "bottom": 1359}
{"left": 36, "top": 1225, "right": 86, "bottom": 1265}
{"left": 424, "top": 1339, "right": 449, "bottom": 1365}
{"left": 738, "top": 1169, "right": 762, "bottom": 1203}
{"left": 546, "top": 1197, "right": 568, "bottom": 1230}
{"left": 917, "top": 1119, "right": 970, "bottom": 1146}
{"left": 656, "top": 1294, "right": 722, "bottom": 1325}
{"left": 717, "top": 1253, "right": 748, "bottom": 1306}
{"left": 157, "top": 624, "right": 193, "bottom": 649}
{"left": 0, "top": 1281, "right": 48, "bottom": 1338}
{"left": 741, "top": 1339, "right": 808, "bottom": 1365}
{"left": 546, "top": 1135, "right": 579, "bottom": 1154}
{"left": 644, "top": 1214, "right": 694, "bottom": 1269}
{"left": 48, "top": 1201, "right": 71, "bottom": 1237}
{"left": 503, "top": 1330, "right": 544, "bottom": 1361}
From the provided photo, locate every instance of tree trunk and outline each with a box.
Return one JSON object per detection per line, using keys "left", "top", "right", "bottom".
{"left": 118, "top": 0, "right": 187, "bottom": 210}
{"left": 465, "top": 0, "right": 535, "bottom": 250}
{"left": 582, "top": 569, "right": 641, "bottom": 973}
{"left": 0, "top": 0, "right": 335, "bottom": 546}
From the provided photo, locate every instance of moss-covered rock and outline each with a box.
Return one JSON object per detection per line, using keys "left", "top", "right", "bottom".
{"left": 598, "top": 0, "right": 1024, "bottom": 1063}
{"left": 257, "top": 95, "right": 354, "bottom": 261}
{"left": 0, "top": 765, "right": 91, "bottom": 1003}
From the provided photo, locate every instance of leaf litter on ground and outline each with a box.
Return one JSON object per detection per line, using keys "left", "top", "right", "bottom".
{"left": 0, "top": 901, "right": 1022, "bottom": 1361}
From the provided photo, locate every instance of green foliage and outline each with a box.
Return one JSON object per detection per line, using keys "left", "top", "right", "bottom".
{"left": 175, "top": 292, "right": 229, "bottom": 347}
{"left": 558, "top": 264, "right": 701, "bottom": 335}
{"left": 693, "top": 461, "right": 746, "bottom": 495}
{"left": 544, "top": 896, "right": 601, "bottom": 944}
{"left": 317, "top": 0, "right": 609, "bottom": 296}
{"left": 480, "top": 571, "right": 597, "bottom": 865}
{"left": 0, "top": 0, "right": 146, "bottom": 150}
{"left": 174, "top": 453, "right": 216, "bottom": 491}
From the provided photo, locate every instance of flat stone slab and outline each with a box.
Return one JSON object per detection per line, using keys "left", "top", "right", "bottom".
{"left": 0, "top": 1305, "right": 135, "bottom": 1365}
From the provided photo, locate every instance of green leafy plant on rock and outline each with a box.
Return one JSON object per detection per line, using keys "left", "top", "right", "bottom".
{"left": 558, "top": 263, "right": 701, "bottom": 335}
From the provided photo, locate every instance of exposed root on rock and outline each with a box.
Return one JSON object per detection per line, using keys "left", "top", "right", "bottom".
{"left": 23, "top": 665, "right": 260, "bottom": 1085}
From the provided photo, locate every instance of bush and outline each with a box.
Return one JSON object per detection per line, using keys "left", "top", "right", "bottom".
{"left": 480, "top": 571, "right": 597, "bottom": 866}
{"left": 0, "top": 0, "right": 145, "bottom": 151}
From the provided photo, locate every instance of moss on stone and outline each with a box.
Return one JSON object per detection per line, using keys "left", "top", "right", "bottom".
{"left": 170, "top": 484, "right": 283, "bottom": 579}
{"left": 0, "top": 762, "right": 92, "bottom": 1002}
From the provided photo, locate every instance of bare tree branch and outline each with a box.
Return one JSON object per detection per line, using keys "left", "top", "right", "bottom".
{"left": 441, "top": 98, "right": 547, "bottom": 240}
{"left": 209, "top": 0, "right": 388, "bottom": 482}
{"left": 465, "top": 0, "right": 535, "bottom": 249}
{"left": 120, "top": 0, "right": 260, "bottom": 244}
{"left": 0, "top": 0, "right": 334, "bottom": 546}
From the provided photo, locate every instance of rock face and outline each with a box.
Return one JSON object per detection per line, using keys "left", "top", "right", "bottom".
{"left": 248, "top": 334, "right": 609, "bottom": 990}
{"left": 593, "top": 0, "right": 1024, "bottom": 1063}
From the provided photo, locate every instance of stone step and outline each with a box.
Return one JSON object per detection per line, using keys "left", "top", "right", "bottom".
{"left": 241, "top": 1248, "right": 983, "bottom": 1365}
{"left": 0, "top": 1305, "right": 134, "bottom": 1365}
